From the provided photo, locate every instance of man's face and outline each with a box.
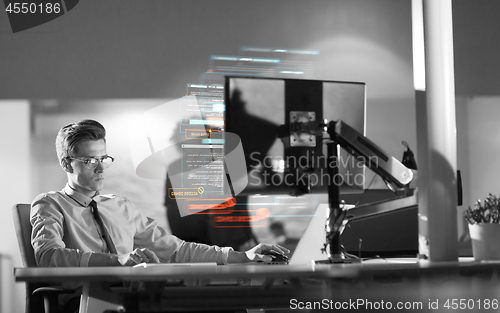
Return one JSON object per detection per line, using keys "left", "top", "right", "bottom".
{"left": 67, "top": 139, "right": 108, "bottom": 196}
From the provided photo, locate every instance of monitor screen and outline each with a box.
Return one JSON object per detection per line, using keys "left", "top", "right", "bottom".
{"left": 224, "top": 76, "right": 366, "bottom": 196}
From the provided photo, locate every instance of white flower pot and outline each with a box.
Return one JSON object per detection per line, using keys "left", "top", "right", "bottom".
{"left": 468, "top": 223, "right": 500, "bottom": 261}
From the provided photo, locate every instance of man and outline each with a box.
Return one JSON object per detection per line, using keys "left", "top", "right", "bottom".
{"left": 31, "top": 120, "right": 287, "bottom": 309}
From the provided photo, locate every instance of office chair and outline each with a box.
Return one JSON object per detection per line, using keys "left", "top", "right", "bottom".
{"left": 12, "top": 203, "right": 75, "bottom": 313}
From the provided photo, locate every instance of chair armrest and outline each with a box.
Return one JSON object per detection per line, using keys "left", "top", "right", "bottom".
{"left": 33, "top": 286, "right": 75, "bottom": 313}
{"left": 32, "top": 286, "right": 75, "bottom": 296}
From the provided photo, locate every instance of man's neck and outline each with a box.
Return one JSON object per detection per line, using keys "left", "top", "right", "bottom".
{"left": 67, "top": 182, "right": 97, "bottom": 198}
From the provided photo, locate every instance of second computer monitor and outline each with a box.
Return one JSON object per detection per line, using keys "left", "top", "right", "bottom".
{"left": 225, "top": 76, "right": 366, "bottom": 196}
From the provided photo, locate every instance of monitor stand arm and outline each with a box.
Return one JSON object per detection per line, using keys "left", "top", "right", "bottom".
{"left": 320, "top": 120, "right": 415, "bottom": 263}
{"left": 283, "top": 117, "right": 414, "bottom": 263}
{"left": 324, "top": 140, "right": 354, "bottom": 262}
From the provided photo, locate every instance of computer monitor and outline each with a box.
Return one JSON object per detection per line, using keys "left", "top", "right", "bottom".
{"left": 224, "top": 76, "right": 366, "bottom": 196}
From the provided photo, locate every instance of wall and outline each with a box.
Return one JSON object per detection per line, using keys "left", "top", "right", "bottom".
{"left": 462, "top": 97, "right": 500, "bottom": 204}
{"left": 453, "top": 0, "right": 500, "bottom": 96}
{"left": 453, "top": 96, "right": 500, "bottom": 248}
{"left": 456, "top": 96, "right": 472, "bottom": 241}
{"left": 0, "top": 102, "right": 30, "bottom": 313}
{"left": 0, "top": 0, "right": 414, "bottom": 100}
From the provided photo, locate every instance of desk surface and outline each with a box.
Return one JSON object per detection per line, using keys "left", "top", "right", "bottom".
{"left": 14, "top": 262, "right": 360, "bottom": 283}
{"left": 15, "top": 258, "right": 500, "bottom": 283}
{"left": 15, "top": 259, "right": 500, "bottom": 313}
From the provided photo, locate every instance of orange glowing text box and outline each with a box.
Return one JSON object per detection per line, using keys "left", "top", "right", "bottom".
{"left": 185, "top": 129, "right": 210, "bottom": 139}
{"left": 168, "top": 188, "right": 204, "bottom": 200}
{"left": 183, "top": 197, "right": 236, "bottom": 215}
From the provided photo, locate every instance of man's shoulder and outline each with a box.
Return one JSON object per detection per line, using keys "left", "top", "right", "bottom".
{"left": 32, "top": 190, "right": 64, "bottom": 204}
{"left": 31, "top": 191, "right": 67, "bottom": 216}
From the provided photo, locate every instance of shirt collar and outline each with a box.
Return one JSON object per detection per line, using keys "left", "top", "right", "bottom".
{"left": 63, "top": 184, "right": 100, "bottom": 207}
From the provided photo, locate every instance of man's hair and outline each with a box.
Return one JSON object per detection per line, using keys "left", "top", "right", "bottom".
{"left": 55, "top": 119, "right": 106, "bottom": 161}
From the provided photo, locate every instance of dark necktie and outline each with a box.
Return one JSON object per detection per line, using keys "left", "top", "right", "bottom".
{"left": 90, "top": 200, "right": 118, "bottom": 254}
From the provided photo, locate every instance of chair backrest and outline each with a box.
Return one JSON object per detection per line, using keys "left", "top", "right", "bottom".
{"left": 12, "top": 203, "right": 49, "bottom": 313}
{"left": 12, "top": 203, "right": 38, "bottom": 268}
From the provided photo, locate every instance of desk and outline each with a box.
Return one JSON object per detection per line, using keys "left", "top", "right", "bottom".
{"left": 15, "top": 260, "right": 500, "bottom": 312}
{"left": 14, "top": 263, "right": 358, "bottom": 312}
{"left": 325, "top": 259, "right": 500, "bottom": 313}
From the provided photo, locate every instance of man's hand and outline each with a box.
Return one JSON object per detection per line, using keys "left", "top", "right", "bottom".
{"left": 245, "top": 243, "right": 289, "bottom": 262}
{"left": 118, "top": 248, "right": 160, "bottom": 266}
{"left": 227, "top": 243, "right": 290, "bottom": 263}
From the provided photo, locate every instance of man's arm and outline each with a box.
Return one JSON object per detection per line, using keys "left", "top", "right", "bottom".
{"left": 88, "top": 248, "right": 160, "bottom": 266}
{"left": 126, "top": 198, "right": 289, "bottom": 265}
{"left": 31, "top": 195, "right": 94, "bottom": 267}
{"left": 88, "top": 253, "right": 120, "bottom": 266}
{"left": 38, "top": 243, "right": 160, "bottom": 267}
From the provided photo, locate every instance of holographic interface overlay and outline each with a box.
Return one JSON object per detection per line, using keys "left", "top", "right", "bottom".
{"left": 191, "top": 47, "right": 321, "bottom": 227}
{"left": 128, "top": 96, "right": 247, "bottom": 217}
{"left": 200, "top": 47, "right": 319, "bottom": 84}
{"left": 183, "top": 197, "right": 270, "bottom": 228}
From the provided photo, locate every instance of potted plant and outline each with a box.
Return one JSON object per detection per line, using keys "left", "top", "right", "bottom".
{"left": 464, "top": 193, "right": 500, "bottom": 261}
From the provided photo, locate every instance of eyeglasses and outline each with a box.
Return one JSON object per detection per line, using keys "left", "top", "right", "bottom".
{"left": 67, "top": 156, "right": 115, "bottom": 169}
